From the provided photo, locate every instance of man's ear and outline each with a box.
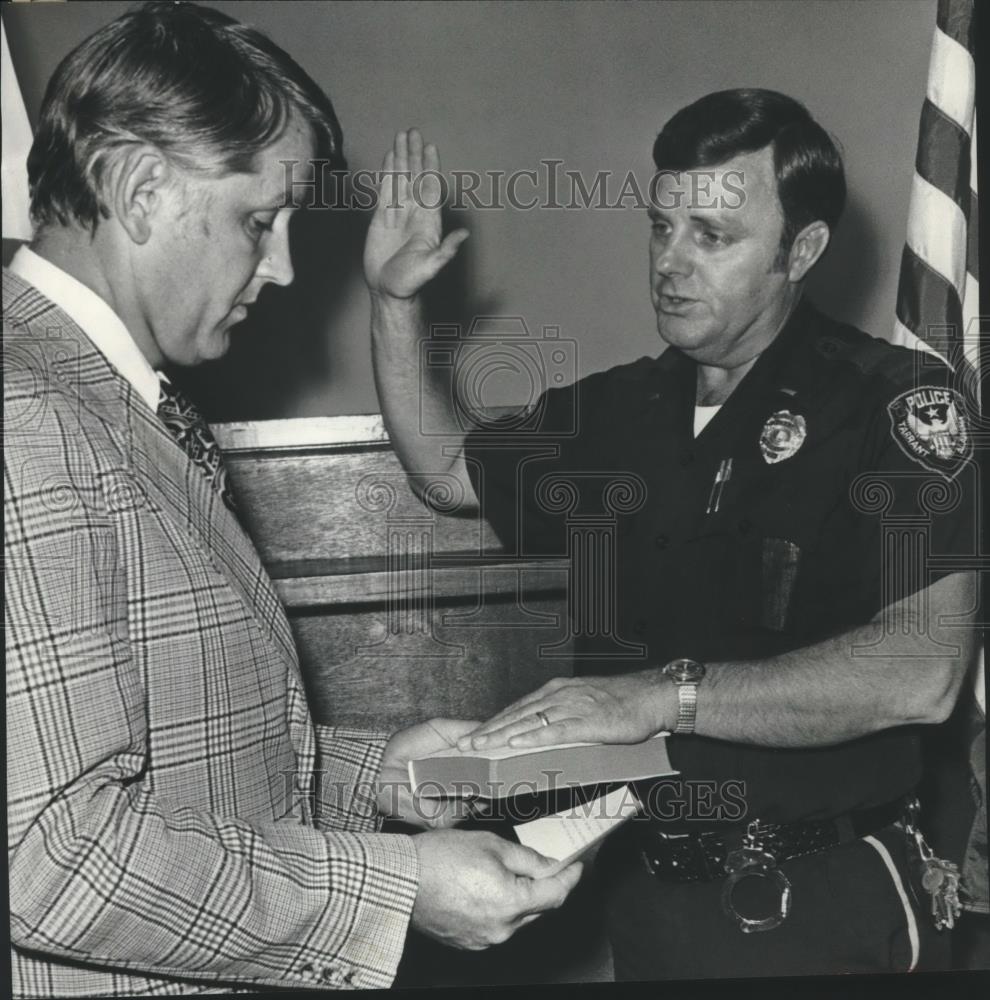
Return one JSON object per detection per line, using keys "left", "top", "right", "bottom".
{"left": 105, "top": 146, "right": 170, "bottom": 245}
{"left": 786, "top": 220, "right": 831, "bottom": 282}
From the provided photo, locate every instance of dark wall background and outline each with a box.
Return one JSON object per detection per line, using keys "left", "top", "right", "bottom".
{"left": 3, "top": 0, "right": 936, "bottom": 421}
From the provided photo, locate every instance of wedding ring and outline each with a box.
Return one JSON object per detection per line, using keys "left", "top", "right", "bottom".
{"left": 535, "top": 710, "right": 551, "bottom": 728}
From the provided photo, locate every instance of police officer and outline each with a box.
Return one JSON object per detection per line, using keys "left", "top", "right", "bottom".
{"left": 364, "top": 91, "right": 979, "bottom": 978}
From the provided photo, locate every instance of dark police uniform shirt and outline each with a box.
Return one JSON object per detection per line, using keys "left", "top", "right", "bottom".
{"left": 465, "top": 298, "right": 976, "bottom": 827}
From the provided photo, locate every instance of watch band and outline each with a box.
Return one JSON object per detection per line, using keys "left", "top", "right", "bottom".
{"left": 673, "top": 683, "right": 698, "bottom": 735}
{"left": 662, "top": 658, "right": 705, "bottom": 735}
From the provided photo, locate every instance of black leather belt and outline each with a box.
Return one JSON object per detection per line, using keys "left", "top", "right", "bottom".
{"left": 638, "top": 798, "right": 906, "bottom": 883}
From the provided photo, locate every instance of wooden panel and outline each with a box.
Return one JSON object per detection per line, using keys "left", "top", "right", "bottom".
{"left": 218, "top": 416, "right": 575, "bottom": 729}
{"left": 217, "top": 415, "right": 390, "bottom": 451}
{"left": 226, "top": 447, "right": 500, "bottom": 565}
{"left": 269, "top": 556, "right": 566, "bottom": 607}
{"left": 291, "top": 593, "right": 571, "bottom": 730}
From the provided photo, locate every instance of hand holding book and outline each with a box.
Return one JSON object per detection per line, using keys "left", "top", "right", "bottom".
{"left": 378, "top": 717, "right": 481, "bottom": 827}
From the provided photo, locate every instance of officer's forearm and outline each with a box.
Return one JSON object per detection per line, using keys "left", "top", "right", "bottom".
{"left": 690, "top": 572, "right": 976, "bottom": 747}
{"left": 370, "top": 293, "right": 479, "bottom": 511}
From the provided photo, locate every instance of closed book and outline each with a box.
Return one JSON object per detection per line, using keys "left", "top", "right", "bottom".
{"left": 408, "top": 733, "right": 674, "bottom": 798}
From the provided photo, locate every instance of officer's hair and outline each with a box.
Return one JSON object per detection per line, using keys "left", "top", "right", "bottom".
{"left": 28, "top": 1, "right": 344, "bottom": 232}
{"left": 652, "top": 89, "right": 846, "bottom": 268}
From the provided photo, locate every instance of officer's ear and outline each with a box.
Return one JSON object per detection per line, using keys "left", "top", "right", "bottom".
{"left": 786, "top": 220, "right": 830, "bottom": 283}
{"left": 101, "top": 144, "right": 171, "bottom": 246}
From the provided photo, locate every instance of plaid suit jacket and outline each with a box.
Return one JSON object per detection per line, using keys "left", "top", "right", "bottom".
{"left": 4, "top": 270, "right": 419, "bottom": 996}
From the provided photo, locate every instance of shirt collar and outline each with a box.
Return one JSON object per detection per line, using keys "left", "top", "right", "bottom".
{"left": 8, "top": 246, "right": 162, "bottom": 412}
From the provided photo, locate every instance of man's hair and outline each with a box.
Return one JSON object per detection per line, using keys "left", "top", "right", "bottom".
{"left": 28, "top": 1, "right": 344, "bottom": 231}
{"left": 652, "top": 88, "right": 846, "bottom": 265}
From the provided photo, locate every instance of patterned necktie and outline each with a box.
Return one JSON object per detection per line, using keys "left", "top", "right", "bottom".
{"left": 157, "top": 379, "right": 238, "bottom": 515}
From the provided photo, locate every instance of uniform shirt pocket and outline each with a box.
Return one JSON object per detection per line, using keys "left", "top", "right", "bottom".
{"left": 761, "top": 536, "right": 802, "bottom": 631}
{"left": 725, "top": 502, "right": 815, "bottom": 634}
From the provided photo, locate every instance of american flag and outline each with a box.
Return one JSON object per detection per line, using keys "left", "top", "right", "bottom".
{"left": 893, "top": 0, "right": 979, "bottom": 384}
{"left": 894, "top": 0, "right": 986, "bottom": 919}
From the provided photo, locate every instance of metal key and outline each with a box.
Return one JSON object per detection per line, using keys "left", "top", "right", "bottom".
{"left": 923, "top": 858, "right": 962, "bottom": 930}
{"left": 921, "top": 863, "right": 944, "bottom": 892}
{"left": 903, "top": 799, "right": 963, "bottom": 931}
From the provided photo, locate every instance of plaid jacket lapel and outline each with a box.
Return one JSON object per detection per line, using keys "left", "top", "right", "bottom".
{"left": 129, "top": 403, "right": 302, "bottom": 674}
{"left": 3, "top": 270, "right": 301, "bottom": 679}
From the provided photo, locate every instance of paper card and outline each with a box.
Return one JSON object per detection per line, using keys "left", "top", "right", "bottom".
{"left": 514, "top": 784, "right": 642, "bottom": 876}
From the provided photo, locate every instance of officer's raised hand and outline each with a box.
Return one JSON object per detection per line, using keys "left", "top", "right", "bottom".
{"left": 363, "top": 129, "right": 480, "bottom": 507}
{"left": 456, "top": 671, "right": 670, "bottom": 752}
{"left": 363, "top": 128, "right": 469, "bottom": 300}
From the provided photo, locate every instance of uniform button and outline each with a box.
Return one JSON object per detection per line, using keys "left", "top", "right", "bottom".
{"left": 737, "top": 519, "right": 752, "bottom": 535}
{"left": 300, "top": 963, "right": 315, "bottom": 975}
{"left": 654, "top": 534, "right": 670, "bottom": 549}
{"left": 679, "top": 452, "right": 694, "bottom": 468}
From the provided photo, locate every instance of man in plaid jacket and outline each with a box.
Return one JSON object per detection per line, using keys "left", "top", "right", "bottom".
{"left": 4, "top": 5, "right": 581, "bottom": 996}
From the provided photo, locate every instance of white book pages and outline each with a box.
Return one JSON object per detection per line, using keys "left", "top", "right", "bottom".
{"left": 514, "top": 784, "right": 642, "bottom": 876}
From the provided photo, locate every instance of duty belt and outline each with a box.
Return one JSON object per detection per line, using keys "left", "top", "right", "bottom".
{"left": 638, "top": 797, "right": 907, "bottom": 883}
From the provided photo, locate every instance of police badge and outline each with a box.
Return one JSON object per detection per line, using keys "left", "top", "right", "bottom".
{"left": 759, "top": 410, "right": 807, "bottom": 464}
{"left": 887, "top": 387, "right": 972, "bottom": 478}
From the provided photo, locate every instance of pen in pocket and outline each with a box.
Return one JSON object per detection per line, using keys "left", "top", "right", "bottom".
{"left": 705, "top": 458, "right": 733, "bottom": 514}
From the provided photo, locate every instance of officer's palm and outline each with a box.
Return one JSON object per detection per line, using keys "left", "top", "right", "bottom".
{"left": 363, "top": 129, "right": 468, "bottom": 299}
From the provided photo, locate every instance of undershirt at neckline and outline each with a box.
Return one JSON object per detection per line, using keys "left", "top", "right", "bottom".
{"left": 694, "top": 404, "right": 722, "bottom": 437}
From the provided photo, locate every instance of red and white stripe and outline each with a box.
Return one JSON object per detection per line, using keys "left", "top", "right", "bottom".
{"left": 893, "top": 0, "right": 978, "bottom": 384}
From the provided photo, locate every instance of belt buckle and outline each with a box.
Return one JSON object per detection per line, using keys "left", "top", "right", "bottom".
{"left": 642, "top": 830, "right": 724, "bottom": 881}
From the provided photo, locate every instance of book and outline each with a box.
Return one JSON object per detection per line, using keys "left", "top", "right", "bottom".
{"left": 514, "top": 784, "right": 642, "bottom": 876}
{"left": 408, "top": 733, "right": 674, "bottom": 799}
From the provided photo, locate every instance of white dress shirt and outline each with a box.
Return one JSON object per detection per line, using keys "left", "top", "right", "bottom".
{"left": 9, "top": 245, "right": 162, "bottom": 412}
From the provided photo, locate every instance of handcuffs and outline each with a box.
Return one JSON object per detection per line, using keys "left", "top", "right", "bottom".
{"left": 720, "top": 819, "right": 792, "bottom": 933}
{"left": 720, "top": 800, "right": 963, "bottom": 934}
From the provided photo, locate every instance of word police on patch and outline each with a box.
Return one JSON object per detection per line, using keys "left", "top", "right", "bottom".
{"left": 887, "top": 387, "right": 972, "bottom": 478}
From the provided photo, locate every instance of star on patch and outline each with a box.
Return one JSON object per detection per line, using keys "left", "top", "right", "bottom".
{"left": 887, "top": 387, "right": 972, "bottom": 478}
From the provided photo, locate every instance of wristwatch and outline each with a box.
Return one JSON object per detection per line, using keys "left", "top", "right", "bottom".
{"left": 661, "top": 658, "right": 706, "bottom": 735}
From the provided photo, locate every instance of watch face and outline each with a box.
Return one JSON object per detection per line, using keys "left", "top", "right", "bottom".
{"left": 664, "top": 658, "right": 706, "bottom": 683}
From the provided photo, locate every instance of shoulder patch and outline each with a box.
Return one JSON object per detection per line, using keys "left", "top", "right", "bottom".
{"left": 887, "top": 387, "right": 972, "bottom": 478}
